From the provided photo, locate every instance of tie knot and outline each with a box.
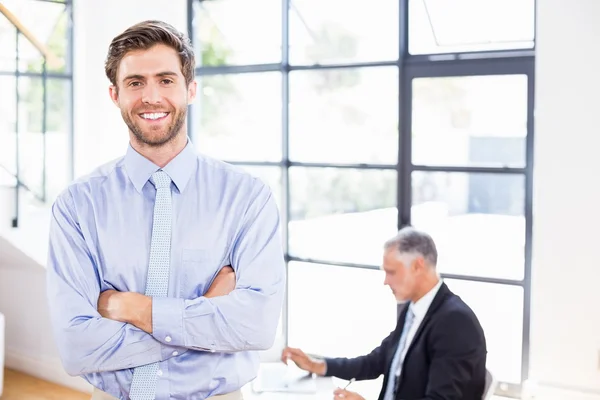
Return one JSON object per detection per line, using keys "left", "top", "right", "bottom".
{"left": 150, "top": 170, "right": 171, "bottom": 189}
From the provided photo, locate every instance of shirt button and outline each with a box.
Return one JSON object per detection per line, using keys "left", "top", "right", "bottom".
{"left": 165, "top": 336, "right": 172, "bottom": 343}
{"left": 172, "top": 351, "right": 179, "bottom": 356}
{"left": 157, "top": 370, "right": 163, "bottom": 376}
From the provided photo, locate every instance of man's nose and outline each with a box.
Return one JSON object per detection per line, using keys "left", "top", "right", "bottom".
{"left": 142, "top": 84, "right": 162, "bottom": 104}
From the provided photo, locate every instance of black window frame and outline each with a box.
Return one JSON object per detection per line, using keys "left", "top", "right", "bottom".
{"left": 188, "top": 1, "right": 534, "bottom": 396}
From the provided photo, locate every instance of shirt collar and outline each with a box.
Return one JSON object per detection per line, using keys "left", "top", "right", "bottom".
{"left": 124, "top": 138, "right": 197, "bottom": 193}
{"left": 409, "top": 278, "right": 443, "bottom": 320}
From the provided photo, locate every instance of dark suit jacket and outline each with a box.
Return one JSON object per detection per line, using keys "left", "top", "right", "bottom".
{"left": 324, "top": 283, "right": 487, "bottom": 400}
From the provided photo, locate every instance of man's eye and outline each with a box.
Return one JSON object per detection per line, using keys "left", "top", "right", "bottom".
{"left": 129, "top": 81, "right": 142, "bottom": 87}
{"left": 161, "top": 79, "right": 173, "bottom": 85}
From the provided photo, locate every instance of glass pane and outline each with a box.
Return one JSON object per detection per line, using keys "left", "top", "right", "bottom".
{"left": 412, "top": 75, "right": 528, "bottom": 168}
{"left": 289, "top": 0, "right": 398, "bottom": 65}
{"left": 288, "top": 262, "right": 397, "bottom": 357}
{"left": 289, "top": 167, "right": 397, "bottom": 265}
{"left": 193, "top": 72, "right": 282, "bottom": 162}
{"left": 235, "top": 165, "right": 282, "bottom": 212}
{"left": 409, "top": 0, "right": 535, "bottom": 54}
{"left": 0, "top": 77, "right": 17, "bottom": 175}
{"left": 289, "top": 67, "right": 398, "bottom": 164}
{"left": 444, "top": 279, "right": 523, "bottom": 384}
{"left": 411, "top": 171, "right": 525, "bottom": 280}
{"left": 45, "top": 78, "right": 71, "bottom": 201}
{"left": 288, "top": 262, "right": 396, "bottom": 398}
{"left": 18, "top": 33, "right": 44, "bottom": 72}
{"left": 193, "top": 0, "right": 281, "bottom": 66}
{"left": 18, "top": 77, "right": 45, "bottom": 197}
{"left": 3, "top": 0, "right": 69, "bottom": 73}
{"left": 0, "top": 165, "right": 17, "bottom": 188}
{"left": 0, "top": 17, "right": 16, "bottom": 71}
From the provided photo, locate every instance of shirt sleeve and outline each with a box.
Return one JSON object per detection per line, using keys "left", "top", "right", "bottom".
{"left": 152, "top": 181, "right": 286, "bottom": 352}
{"left": 46, "top": 189, "right": 183, "bottom": 376}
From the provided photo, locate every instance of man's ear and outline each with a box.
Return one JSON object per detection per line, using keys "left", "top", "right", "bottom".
{"left": 413, "top": 256, "right": 426, "bottom": 273}
{"left": 187, "top": 80, "right": 197, "bottom": 105}
{"left": 109, "top": 85, "right": 119, "bottom": 107}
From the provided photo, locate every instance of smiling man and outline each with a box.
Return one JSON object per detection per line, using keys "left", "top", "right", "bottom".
{"left": 46, "top": 21, "right": 285, "bottom": 400}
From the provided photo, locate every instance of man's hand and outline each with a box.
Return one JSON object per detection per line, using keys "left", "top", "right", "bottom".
{"left": 333, "top": 388, "right": 364, "bottom": 399}
{"left": 281, "top": 347, "right": 327, "bottom": 376}
{"left": 204, "top": 266, "right": 236, "bottom": 298}
{"left": 98, "top": 290, "right": 152, "bottom": 333}
{"left": 97, "top": 265, "right": 235, "bottom": 334}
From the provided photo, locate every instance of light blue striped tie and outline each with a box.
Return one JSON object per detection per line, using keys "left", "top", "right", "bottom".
{"left": 129, "top": 170, "right": 172, "bottom": 400}
{"left": 383, "top": 308, "right": 415, "bottom": 400}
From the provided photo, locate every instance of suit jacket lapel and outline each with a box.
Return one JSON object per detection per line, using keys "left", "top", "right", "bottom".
{"left": 397, "top": 283, "right": 451, "bottom": 383}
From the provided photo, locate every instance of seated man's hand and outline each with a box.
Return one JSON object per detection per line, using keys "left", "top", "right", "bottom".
{"left": 204, "top": 266, "right": 236, "bottom": 298}
{"left": 281, "top": 347, "right": 327, "bottom": 376}
{"left": 333, "top": 388, "right": 364, "bottom": 399}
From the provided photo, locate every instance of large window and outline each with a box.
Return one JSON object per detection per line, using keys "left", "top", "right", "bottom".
{"left": 190, "top": 1, "right": 534, "bottom": 397}
{"left": 0, "top": 0, "right": 73, "bottom": 225}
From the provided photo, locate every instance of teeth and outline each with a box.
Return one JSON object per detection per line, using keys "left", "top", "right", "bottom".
{"left": 141, "top": 112, "right": 167, "bottom": 120}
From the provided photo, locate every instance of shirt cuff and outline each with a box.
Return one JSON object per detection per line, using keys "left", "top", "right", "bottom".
{"left": 152, "top": 296, "right": 185, "bottom": 347}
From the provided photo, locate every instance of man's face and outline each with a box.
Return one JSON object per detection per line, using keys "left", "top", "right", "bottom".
{"left": 109, "top": 44, "right": 196, "bottom": 147}
{"left": 382, "top": 249, "right": 420, "bottom": 303}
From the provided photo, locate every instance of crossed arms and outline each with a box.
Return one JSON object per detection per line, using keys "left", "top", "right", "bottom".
{"left": 46, "top": 186, "right": 285, "bottom": 376}
{"left": 96, "top": 266, "right": 236, "bottom": 334}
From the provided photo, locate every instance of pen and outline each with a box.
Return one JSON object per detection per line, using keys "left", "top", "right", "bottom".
{"left": 343, "top": 378, "right": 356, "bottom": 389}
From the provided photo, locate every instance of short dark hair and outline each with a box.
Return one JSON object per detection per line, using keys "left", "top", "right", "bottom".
{"left": 384, "top": 226, "right": 438, "bottom": 267}
{"left": 105, "top": 20, "right": 195, "bottom": 87}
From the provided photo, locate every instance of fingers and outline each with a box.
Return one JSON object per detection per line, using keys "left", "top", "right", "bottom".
{"left": 281, "top": 347, "right": 304, "bottom": 363}
{"left": 281, "top": 346, "right": 292, "bottom": 363}
{"left": 282, "top": 347, "right": 303, "bottom": 357}
{"left": 333, "top": 389, "right": 362, "bottom": 400}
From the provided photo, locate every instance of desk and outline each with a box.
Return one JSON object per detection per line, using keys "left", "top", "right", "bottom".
{"left": 241, "top": 376, "right": 335, "bottom": 400}
{"left": 240, "top": 364, "right": 384, "bottom": 400}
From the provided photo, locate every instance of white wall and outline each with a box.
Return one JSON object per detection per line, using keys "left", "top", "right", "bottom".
{"left": 0, "top": 237, "right": 92, "bottom": 393}
{"left": 73, "top": 0, "right": 187, "bottom": 177}
{"left": 530, "top": 0, "right": 600, "bottom": 398}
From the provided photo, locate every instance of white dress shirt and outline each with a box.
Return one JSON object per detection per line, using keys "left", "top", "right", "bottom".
{"left": 395, "top": 278, "right": 443, "bottom": 378}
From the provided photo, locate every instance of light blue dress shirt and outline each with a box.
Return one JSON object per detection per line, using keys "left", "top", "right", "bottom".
{"left": 46, "top": 140, "right": 286, "bottom": 399}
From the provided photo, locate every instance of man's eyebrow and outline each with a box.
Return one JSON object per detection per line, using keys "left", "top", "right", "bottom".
{"left": 122, "top": 71, "right": 179, "bottom": 83}
{"left": 122, "top": 74, "right": 145, "bottom": 83}
{"left": 156, "top": 71, "right": 178, "bottom": 78}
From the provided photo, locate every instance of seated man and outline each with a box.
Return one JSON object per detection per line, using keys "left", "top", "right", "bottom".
{"left": 282, "top": 227, "right": 487, "bottom": 400}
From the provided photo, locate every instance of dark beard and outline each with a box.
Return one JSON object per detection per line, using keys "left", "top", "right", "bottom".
{"left": 122, "top": 106, "right": 187, "bottom": 147}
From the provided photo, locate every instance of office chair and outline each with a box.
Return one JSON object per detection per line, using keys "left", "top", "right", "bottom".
{"left": 483, "top": 368, "right": 497, "bottom": 400}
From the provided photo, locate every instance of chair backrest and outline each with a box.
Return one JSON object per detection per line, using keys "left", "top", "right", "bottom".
{"left": 482, "top": 368, "right": 497, "bottom": 400}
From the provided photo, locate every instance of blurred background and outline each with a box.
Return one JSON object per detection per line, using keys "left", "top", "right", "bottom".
{"left": 0, "top": 1, "right": 598, "bottom": 399}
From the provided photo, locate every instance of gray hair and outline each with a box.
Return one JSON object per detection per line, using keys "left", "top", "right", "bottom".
{"left": 384, "top": 226, "right": 438, "bottom": 267}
